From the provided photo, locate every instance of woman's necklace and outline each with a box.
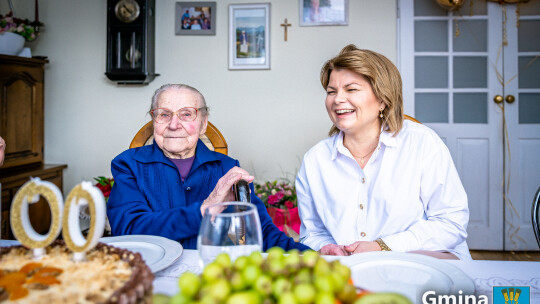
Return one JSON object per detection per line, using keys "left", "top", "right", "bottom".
{"left": 351, "top": 139, "right": 379, "bottom": 165}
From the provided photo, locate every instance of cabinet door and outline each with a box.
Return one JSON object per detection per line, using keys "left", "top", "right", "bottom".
{"left": 0, "top": 56, "right": 45, "bottom": 169}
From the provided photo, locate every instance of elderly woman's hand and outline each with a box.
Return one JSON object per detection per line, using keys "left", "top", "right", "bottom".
{"left": 344, "top": 241, "right": 381, "bottom": 255}
{"left": 200, "top": 166, "right": 254, "bottom": 216}
{"left": 319, "top": 244, "right": 348, "bottom": 256}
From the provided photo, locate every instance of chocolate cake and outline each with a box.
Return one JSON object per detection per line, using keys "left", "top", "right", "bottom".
{"left": 0, "top": 240, "right": 154, "bottom": 303}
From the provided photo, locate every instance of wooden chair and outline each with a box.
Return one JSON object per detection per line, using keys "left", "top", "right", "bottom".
{"left": 129, "top": 121, "right": 228, "bottom": 155}
{"left": 404, "top": 114, "right": 421, "bottom": 123}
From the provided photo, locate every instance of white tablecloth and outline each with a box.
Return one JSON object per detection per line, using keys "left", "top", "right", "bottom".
{"left": 153, "top": 249, "right": 540, "bottom": 303}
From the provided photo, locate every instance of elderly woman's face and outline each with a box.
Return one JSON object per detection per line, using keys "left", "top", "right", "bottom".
{"left": 325, "top": 69, "right": 384, "bottom": 135}
{"left": 153, "top": 88, "right": 207, "bottom": 159}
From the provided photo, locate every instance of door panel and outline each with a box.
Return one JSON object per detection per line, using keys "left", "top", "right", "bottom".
{"left": 505, "top": 1, "right": 540, "bottom": 250}
{"left": 401, "top": 0, "right": 503, "bottom": 250}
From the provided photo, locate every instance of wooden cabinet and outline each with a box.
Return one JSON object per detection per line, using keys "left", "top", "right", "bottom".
{"left": 0, "top": 55, "right": 47, "bottom": 169}
{"left": 0, "top": 55, "right": 67, "bottom": 239}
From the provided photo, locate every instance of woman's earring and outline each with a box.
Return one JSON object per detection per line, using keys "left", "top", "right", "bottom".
{"left": 379, "top": 108, "right": 384, "bottom": 119}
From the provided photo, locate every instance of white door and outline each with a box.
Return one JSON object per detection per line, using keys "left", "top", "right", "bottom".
{"left": 503, "top": 3, "right": 540, "bottom": 251}
{"left": 399, "top": 0, "right": 540, "bottom": 250}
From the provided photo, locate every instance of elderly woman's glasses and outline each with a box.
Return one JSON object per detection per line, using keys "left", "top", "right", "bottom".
{"left": 149, "top": 107, "right": 207, "bottom": 123}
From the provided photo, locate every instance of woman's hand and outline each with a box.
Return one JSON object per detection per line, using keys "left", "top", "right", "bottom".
{"left": 201, "top": 167, "right": 254, "bottom": 216}
{"left": 319, "top": 244, "right": 349, "bottom": 256}
{"left": 344, "top": 241, "right": 381, "bottom": 255}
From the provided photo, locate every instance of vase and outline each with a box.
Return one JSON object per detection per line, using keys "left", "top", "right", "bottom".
{"left": 0, "top": 32, "right": 25, "bottom": 55}
{"left": 267, "top": 207, "right": 301, "bottom": 235}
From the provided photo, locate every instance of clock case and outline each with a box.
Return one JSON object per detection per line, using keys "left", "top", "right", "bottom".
{"left": 106, "top": 0, "right": 158, "bottom": 84}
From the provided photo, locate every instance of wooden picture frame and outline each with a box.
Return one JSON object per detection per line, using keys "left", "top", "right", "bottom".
{"left": 175, "top": 2, "right": 216, "bottom": 35}
{"left": 228, "top": 3, "right": 271, "bottom": 70}
{"left": 299, "top": 0, "right": 348, "bottom": 26}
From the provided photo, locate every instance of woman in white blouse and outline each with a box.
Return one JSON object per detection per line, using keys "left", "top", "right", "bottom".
{"left": 296, "top": 45, "right": 471, "bottom": 260}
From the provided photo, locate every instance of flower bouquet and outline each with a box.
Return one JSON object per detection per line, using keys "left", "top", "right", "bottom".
{"left": 254, "top": 180, "right": 301, "bottom": 238}
{"left": 0, "top": 12, "right": 42, "bottom": 42}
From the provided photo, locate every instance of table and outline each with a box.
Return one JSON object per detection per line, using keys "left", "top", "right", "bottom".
{"left": 153, "top": 249, "right": 540, "bottom": 303}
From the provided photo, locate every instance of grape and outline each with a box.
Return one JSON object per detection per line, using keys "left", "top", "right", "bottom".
{"left": 172, "top": 249, "right": 404, "bottom": 304}
{"left": 278, "top": 292, "right": 297, "bottom": 304}
{"left": 242, "top": 264, "right": 262, "bottom": 286}
{"left": 225, "top": 291, "right": 261, "bottom": 304}
{"left": 234, "top": 256, "right": 250, "bottom": 270}
{"left": 315, "top": 292, "right": 334, "bottom": 304}
{"left": 313, "top": 275, "right": 334, "bottom": 293}
{"left": 272, "top": 277, "right": 292, "bottom": 298}
{"left": 230, "top": 271, "right": 247, "bottom": 291}
{"left": 300, "top": 250, "right": 318, "bottom": 267}
{"left": 178, "top": 272, "right": 201, "bottom": 298}
{"left": 293, "top": 283, "right": 316, "bottom": 304}
{"left": 249, "top": 251, "right": 264, "bottom": 267}
{"left": 202, "top": 262, "right": 224, "bottom": 283}
{"left": 208, "top": 279, "right": 231, "bottom": 301}
{"left": 214, "top": 253, "right": 232, "bottom": 269}
{"left": 254, "top": 274, "right": 273, "bottom": 296}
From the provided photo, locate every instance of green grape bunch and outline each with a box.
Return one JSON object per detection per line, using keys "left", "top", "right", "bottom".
{"left": 153, "top": 247, "right": 412, "bottom": 304}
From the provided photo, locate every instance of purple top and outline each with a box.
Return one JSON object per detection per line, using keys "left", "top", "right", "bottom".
{"left": 169, "top": 156, "right": 195, "bottom": 181}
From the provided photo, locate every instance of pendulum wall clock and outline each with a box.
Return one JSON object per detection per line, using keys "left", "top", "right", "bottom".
{"left": 106, "top": 0, "right": 158, "bottom": 84}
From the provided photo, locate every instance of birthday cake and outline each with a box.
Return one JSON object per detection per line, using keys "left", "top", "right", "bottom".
{"left": 0, "top": 240, "right": 154, "bottom": 303}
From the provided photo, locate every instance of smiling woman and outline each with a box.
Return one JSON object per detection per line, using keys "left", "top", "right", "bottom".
{"left": 296, "top": 45, "right": 471, "bottom": 260}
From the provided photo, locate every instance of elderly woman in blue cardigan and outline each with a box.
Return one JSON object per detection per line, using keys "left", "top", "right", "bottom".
{"left": 107, "top": 84, "right": 309, "bottom": 251}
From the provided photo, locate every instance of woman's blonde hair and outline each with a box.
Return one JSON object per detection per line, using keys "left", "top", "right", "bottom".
{"left": 321, "top": 44, "right": 404, "bottom": 136}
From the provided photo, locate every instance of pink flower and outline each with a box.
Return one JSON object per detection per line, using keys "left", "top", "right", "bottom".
{"left": 268, "top": 195, "right": 279, "bottom": 205}
{"left": 276, "top": 191, "right": 285, "bottom": 200}
{"left": 284, "top": 201, "right": 294, "bottom": 209}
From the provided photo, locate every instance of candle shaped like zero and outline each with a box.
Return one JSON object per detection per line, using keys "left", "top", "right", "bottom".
{"left": 10, "top": 177, "right": 64, "bottom": 258}
{"left": 62, "top": 181, "right": 106, "bottom": 261}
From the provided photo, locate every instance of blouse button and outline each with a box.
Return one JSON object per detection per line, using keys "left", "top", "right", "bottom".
{"left": 359, "top": 204, "right": 364, "bottom": 210}
{"left": 361, "top": 232, "right": 366, "bottom": 237}
{"left": 361, "top": 178, "right": 365, "bottom": 183}
{"left": 186, "top": 187, "right": 192, "bottom": 191}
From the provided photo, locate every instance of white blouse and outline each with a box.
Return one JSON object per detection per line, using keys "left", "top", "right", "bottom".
{"left": 296, "top": 120, "right": 471, "bottom": 260}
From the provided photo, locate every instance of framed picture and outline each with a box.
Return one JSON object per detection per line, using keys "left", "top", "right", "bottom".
{"left": 175, "top": 2, "right": 216, "bottom": 35}
{"left": 228, "top": 3, "right": 270, "bottom": 70}
{"left": 299, "top": 0, "right": 348, "bottom": 26}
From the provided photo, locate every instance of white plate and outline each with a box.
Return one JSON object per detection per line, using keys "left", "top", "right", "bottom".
{"left": 100, "top": 235, "right": 183, "bottom": 273}
{"left": 341, "top": 251, "right": 475, "bottom": 302}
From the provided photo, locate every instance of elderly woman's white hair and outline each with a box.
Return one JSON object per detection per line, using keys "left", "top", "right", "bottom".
{"left": 150, "top": 84, "right": 209, "bottom": 116}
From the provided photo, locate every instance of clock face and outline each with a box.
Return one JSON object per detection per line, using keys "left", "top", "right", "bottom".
{"left": 115, "top": 0, "right": 140, "bottom": 23}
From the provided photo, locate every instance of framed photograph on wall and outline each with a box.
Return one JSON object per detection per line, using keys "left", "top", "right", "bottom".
{"left": 175, "top": 2, "right": 216, "bottom": 35}
{"left": 228, "top": 3, "right": 270, "bottom": 70}
{"left": 299, "top": 0, "right": 348, "bottom": 26}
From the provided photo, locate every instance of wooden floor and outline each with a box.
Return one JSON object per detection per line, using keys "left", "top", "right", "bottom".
{"left": 470, "top": 250, "right": 540, "bottom": 261}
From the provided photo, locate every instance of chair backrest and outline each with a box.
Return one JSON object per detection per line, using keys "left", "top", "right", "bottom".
{"left": 533, "top": 187, "right": 540, "bottom": 249}
{"left": 404, "top": 114, "right": 421, "bottom": 123}
{"left": 129, "top": 121, "right": 228, "bottom": 155}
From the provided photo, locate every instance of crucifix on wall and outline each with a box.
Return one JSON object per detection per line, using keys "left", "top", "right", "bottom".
{"left": 280, "top": 18, "right": 291, "bottom": 41}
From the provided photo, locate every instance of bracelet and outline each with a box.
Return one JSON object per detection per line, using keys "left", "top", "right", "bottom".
{"left": 375, "top": 238, "right": 391, "bottom": 251}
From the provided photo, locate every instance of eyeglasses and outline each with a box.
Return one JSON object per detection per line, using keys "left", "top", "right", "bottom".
{"left": 149, "top": 107, "right": 207, "bottom": 124}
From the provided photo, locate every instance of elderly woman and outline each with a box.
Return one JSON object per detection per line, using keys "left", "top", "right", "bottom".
{"left": 107, "top": 84, "right": 309, "bottom": 251}
{"left": 296, "top": 45, "right": 471, "bottom": 259}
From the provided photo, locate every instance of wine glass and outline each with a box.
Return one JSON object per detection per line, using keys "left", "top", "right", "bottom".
{"left": 197, "top": 202, "right": 263, "bottom": 266}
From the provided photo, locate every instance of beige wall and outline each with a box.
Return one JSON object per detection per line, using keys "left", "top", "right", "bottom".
{"left": 2, "top": 0, "right": 397, "bottom": 192}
